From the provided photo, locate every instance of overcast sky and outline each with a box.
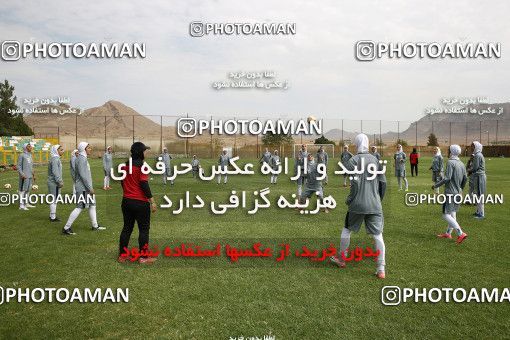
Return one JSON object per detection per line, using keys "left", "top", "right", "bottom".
{"left": 2, "top": 0, "right": 509, "bottom": 125}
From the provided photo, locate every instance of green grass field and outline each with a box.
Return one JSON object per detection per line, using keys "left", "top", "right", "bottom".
{"left": 0, "top": 156, "right": 508, "bottom": 339}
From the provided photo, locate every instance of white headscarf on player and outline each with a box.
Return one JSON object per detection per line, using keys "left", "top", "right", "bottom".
{"left": 50, "top": 144, "right": 61, "bottom": 158}
{"left": 354, "top": 133, "right": 369, "bottom": 154}
{"left": 23, "top": 142, "right": 30, "bottom": 153}
{"left": 77, "top": 141, "right": 89, "bottom": 158}
{"left": 472, "top": 141, "right": 483, "bottom": 154}
{"left": 449, "top": 144, "right": 461, "bottom": 160}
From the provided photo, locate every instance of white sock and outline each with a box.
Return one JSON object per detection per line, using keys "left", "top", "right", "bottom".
{"left": 88, "top": 206, "right": 99, "bottom": 228}
{"left": 65, "top": 208, "right": 83, "bottom": 229}
{"left": 343, "top": 177, "right": 347, "bottom": 186}
{"left": 224, "top": 175, "right": 228, "bottom": 184}
{"left": 274, "top": 176, "right": 278, "bottom": 183}
{"left": 103, "top": 176, "right": 108, "bottom": 188}
{"left": 444, "top": 211, "right": 455, "bottom": 234}
{"left": 163, "top": 175, "right": 167, "bottom": 184}
{"left": 443, "top": 213, "right": 463, "bottom": 236}
{"left": 404, "top": 177, "right": 408, "bottom": 190}
{"left": 297, "top": 185, "right": 302, "bottom": 197}
{"left": 106, "top": 176, "right": 110, "bottom": 187}
{"left": 434, "top": 186, "right": 439, "bottom": 194}
{"left": 270, "top": 176, "right": 274, "bottom": 183}
{"left": 217, "top": 175, "right": 221, "bottom": 184}
{"left": 50, "top": 203, "right": 57, "bottom": 219}
{"left": 397, "top": 177, "right": 402, "bottom": 189}
{"left": 339, "top": 227, "right": 351, "bottom": 259}
{"left": 72, "top": 185, "right": 76, "bottom": 195}
{"left": 372, "top": 233, "right": 386, "bottom": 272}
{"left": 19, "top": 191, "right": 25, "bottom": 208}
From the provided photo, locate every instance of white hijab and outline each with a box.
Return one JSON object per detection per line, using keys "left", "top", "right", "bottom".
{"left": 472, "top": 141, "right": 483, "bottom": 154}
{"left": 77, "top": 141, "right": 89, "bottom": 158}
{"left": 50, "top": 144, "right": 61, "bottom": 158}
{"left": 397, "top": 144, "right": 403, "bottom": 153}
{"left": 106, "top": 145, "right": 112, "bottom": 153}
{"left": 435, "top": 147, "right": 441, "bottom": 156}
{"left": 23, "top": 142, "right": 30, "bottom": 153}
{"left": 450, "top": 144, "right": 461, "bottom": 159}
{"left": 354, "top": 133, "right": 369, "bottom": 153}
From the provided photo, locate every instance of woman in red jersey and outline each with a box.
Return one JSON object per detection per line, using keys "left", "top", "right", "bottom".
{"left": 118, "top": 142, "right": 157, "bottom": 264}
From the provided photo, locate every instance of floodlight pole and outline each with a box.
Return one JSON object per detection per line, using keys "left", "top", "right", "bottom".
{"left": 104, "top": 116, "right": 107, "bottom": 151}
{"left": 449, "top": 122, "right": 452, "bottom": 146}
{"left": 341, "top": 119, "right": 344, "bottom": 145}
{"left": 75, "top": 114, "right": 78, "bottom": 147}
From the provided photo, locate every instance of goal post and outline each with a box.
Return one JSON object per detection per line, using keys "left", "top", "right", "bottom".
{"left": 293, "top": 144, "right": 335, "bottom": 159}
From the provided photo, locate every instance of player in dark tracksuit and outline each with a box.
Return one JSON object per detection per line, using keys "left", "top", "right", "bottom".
{"left": 410, "top": 148, "right": 420, "bottom": 177}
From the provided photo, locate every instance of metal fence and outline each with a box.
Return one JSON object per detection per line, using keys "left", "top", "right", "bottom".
{"left": 28, "top": 115, "right": 509, "bottom": 159}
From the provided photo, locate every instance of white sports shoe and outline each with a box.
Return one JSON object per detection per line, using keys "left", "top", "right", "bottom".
{"left": 19, "top": 206, "right": 29, "bottom": 211}
{"left": 26, "top": 204, "right": 36, "bottom": 208}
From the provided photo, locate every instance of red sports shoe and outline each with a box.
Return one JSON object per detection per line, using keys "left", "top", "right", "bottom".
{"left": 329, "top": 256, "right": 346, "bottom": 268}
{"left": 437, "top": 233, "right": 452, "bottom": 239}
{"left": 117, "top": 255, "right": 128, "bottom": 263}
{"left": 456, "top": 233, "right": 468, "bottom": 244}
{"left": 139, "top": 257, "right": 157, "bottom": 264}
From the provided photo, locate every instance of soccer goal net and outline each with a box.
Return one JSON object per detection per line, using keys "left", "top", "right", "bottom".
{"left": 293, "top": 144, "right": 335, "bottom": 159}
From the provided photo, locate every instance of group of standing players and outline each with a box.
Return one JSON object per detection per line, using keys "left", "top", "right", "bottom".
{"left": 17, "top": 142, "right": 107, "bottom": 235}
{"left": 433, "top": 141, "right": 487, "bottom": 243}
{"left": 16, "top": 136, "right": 487, "bottom": 274}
